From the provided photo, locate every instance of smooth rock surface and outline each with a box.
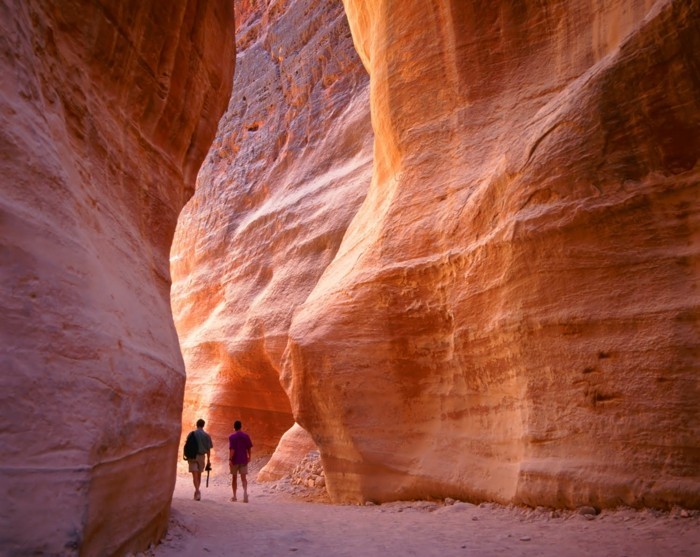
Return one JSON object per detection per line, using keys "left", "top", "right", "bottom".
{"left": 0, "top": 1, "right": 234, "bottom": 554}
{"left": 281, "top": 0, "right": 700, "bottom": 507}
{"left": 257, "top": 423, "right": 319, "bottom": 482}
{"left": 171, "top": 0, "right": 372, "bottom": 459}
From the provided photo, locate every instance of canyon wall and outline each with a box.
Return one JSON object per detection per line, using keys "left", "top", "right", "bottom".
{"left": 281, "top": 0, "right": 700, "bottom": 507}
{"left": 0, "top": 1, "right": 233, "bottom": 554}
{"left": 171, "top": 0, "right": 372, "bottom": 459}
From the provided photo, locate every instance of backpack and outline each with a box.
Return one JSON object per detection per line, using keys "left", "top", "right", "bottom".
{"left": 183, "top": 431, "right": 198, "bottom": 460}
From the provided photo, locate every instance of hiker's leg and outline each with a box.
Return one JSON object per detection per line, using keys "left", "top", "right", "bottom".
{"left": 241, "top": 473, "right": 248, "bottom": 502}
{"left": 229, "top": 462, "right": 238, "bottom": 501}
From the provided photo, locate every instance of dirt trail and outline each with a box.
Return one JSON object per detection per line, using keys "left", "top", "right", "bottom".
{"left": 142, "top": 462, "right": 699, "bottom": 557}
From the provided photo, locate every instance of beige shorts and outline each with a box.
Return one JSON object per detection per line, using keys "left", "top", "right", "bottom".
{"left": 188, "top": 454, "right": 205, "bottom": 473}
{"left": 229, "top": 463, "right": 248, "bottom": 475}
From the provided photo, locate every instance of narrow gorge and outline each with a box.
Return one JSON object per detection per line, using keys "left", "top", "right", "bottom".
{"left": 1, "top": 0, "right": 698, "bottom": 555}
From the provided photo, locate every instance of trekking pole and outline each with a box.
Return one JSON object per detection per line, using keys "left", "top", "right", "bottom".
{"left": 205, "top": 462, "right": 211, "bottom": 487}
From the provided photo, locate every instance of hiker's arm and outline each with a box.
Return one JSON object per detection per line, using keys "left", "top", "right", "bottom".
{"left": 229, "top": 447, "right": 234, "bottom": 462}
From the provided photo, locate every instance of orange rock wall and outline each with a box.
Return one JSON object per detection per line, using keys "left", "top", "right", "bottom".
{"left": 257, "top": 423, "right": 318, "bottom": 482}
{"left": 0, "top": 1, "right": 234, "bottom": 554}
{"left": 282, "top": 0, "right": 700, "bottom": 507}
{"left": 171, "top": 0, "right": 372, "bottom": 459}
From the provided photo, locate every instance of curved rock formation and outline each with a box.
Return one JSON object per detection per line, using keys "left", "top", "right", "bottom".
{"left": 257, "top": 423, "right": 318, "bottom": 482}
{"left": 282, "top": 0, "right": 700, "bottom": 507}
{"left": 171, "top": 0, "right": 372, "bottom": 460}
{"left": 0, "top": 1, "right": 234, "bottom": 554}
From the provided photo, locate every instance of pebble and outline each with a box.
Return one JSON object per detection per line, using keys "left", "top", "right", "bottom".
{"left": 578, "top": 506, "right": 598, "bottom": 516}
{"left": 520, "top": 536, "right": 531, "bottom": 542}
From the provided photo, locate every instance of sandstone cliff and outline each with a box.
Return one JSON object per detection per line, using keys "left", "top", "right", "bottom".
{"left": 0, "top": 1, "right": 233, "bottom": 554}
{"left": 281, "top": 0, "right": 700, "bottom": 507}
{"left": 171, "top": 0, "right": 372, "bottom": 459}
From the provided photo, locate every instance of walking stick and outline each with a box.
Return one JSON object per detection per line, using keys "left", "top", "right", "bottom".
{"left": 205, "top": 462, "right": 211, "bottom": 487}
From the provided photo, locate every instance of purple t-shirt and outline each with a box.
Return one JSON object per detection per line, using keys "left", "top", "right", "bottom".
{"left": 229, "top": 431, "right": 253, "bottom": 464}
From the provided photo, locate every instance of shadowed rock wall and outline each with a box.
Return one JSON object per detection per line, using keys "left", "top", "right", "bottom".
{"left": 171, "top": 0, "right": 372, "bottom": 458}
{"left": 0, "top": 1, "right": 234, "bottom": 554}
{"left": 281, "top": 0, "right": 700, "bottom": 507}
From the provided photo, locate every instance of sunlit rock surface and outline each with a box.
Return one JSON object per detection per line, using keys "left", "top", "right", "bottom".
{"left": 258, "top": 423, "right": 318, "bottom": 482}
{"left": 282, "top": 0, "right": 700, "bottom": 507}
{"left": 0, "top": 1, "right": 234, "bottom": 554}
{"left": 171, "top": 0, "right": 372, "bottom": 459}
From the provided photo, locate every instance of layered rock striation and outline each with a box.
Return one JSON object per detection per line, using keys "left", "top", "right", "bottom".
{"left": 0, "top": 1, "right": 234, "bottom": 554}
{"left": 282, "top": 0, "right": 700, "bottom": 507}
{"left": 171, "top": 0, "right": 372, "bottom": 459}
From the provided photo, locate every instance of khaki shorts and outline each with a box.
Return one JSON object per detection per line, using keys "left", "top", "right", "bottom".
{"left": 188, "top": 454, "right": 205, "bottom": 473}
{"left": 229, "top": 463, "right": 248, "bottom": 475}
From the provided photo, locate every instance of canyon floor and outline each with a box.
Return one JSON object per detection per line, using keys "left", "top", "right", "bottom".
{"left": 142, "top": 459, "right": 699, "bottom": 557}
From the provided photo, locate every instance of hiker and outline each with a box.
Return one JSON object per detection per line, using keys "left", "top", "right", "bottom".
{"left": 229, "top": 420, "right": 253, "bottom": 502}
{"left": 187, "top": 418, "right": 213, "bottom": 501}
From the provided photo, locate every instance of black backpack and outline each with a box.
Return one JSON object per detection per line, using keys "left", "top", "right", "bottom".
{"left": 183, "top": 431, "right": 198, "bottom": 460}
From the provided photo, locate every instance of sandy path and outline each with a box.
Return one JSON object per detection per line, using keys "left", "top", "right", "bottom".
{"left": 145, "top": 464, "right": 699, "bottom": 557}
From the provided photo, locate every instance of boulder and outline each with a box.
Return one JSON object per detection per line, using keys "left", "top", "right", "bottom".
{"left": 258, "top": 423, "right": 318, "bottom": 482}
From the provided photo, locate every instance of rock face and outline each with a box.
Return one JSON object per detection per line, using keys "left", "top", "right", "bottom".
{"left": 257, "top": 423, "right": 318, "bottom": 482}
{"left": 281, "top": 0, "right": 700, "bottom": 508}
{"left": 171, "top": 0, "right": 372, "bottom": 459}
{"left": 0, "top": 1, "right": 233, "bottom": 554}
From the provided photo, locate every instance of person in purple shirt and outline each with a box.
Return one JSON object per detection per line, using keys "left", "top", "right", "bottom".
{"left": 229, "top": 420, "right": 253, "bottom": 502}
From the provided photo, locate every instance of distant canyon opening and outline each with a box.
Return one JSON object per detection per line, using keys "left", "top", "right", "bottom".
{"left": 169, "top": 0, "right": 373, "bottom": 486}
{"left": 170, "top": 0, "right": 699, "bottom": 512}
